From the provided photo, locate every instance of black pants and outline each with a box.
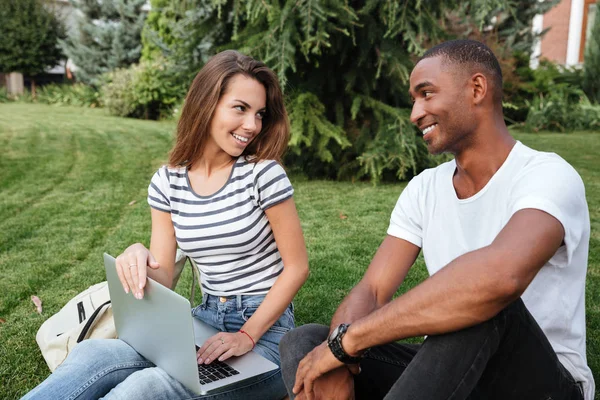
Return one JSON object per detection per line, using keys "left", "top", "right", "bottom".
{"left": 279, "top": 299, "right": 583, "bottom": 399}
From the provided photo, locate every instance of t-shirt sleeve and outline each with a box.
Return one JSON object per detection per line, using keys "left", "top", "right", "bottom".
{"left": 252, "top": 161, "right": 294, "bottom": 210}
{"left": 387, "top": 176, "right": 424, "bottom": 247}
{"left": 147, "top": 166, "right": 171, "bottom": 213}
{"left": 509, "top": 158, "right": 588, "bottom": 265}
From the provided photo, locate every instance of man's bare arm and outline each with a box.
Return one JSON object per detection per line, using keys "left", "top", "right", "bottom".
{"left": 342, "top": 208, "right": 565, "bottom": 355}
{"left": 329, "top": 235, "right": 421, "bottom": 332}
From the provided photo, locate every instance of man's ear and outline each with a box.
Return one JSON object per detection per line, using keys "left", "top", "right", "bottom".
{"left": 471, "top": 73, "right": 488, "bottom": 105}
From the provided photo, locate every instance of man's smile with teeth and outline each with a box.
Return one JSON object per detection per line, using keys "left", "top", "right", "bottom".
{"left": 422, "top": 124, "right": 438, "bottom": 135}
{"left": 232, "top": 133, "right": 250, "bottom": 143}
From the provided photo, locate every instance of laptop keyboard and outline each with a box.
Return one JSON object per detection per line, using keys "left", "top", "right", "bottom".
{"left": 197, "top": 360, "right": 240, "bottom": 384}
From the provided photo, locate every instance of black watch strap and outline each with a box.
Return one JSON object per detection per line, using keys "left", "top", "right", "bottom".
{"left": 327, "top": 324, "right": 362, "bottom": 364}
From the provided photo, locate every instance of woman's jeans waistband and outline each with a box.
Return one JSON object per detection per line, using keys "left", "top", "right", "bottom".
{"left": 200, "top": 293, "right": 272, "bottom": 310}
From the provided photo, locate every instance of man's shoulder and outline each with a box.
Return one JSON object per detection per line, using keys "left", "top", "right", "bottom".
{"left": 513, "top": 142, "right": 581, "bottom": 184}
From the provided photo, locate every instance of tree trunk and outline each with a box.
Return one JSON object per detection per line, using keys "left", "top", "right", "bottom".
{"left": 31, "top": 79, "right": 36, "bottom": 98}
{"left": 6, "top": 72, "right": 24, "bottom": 96}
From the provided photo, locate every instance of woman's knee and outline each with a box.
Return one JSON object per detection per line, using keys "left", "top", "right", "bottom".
{"left": 70, "top": 339, "right": 133, "bottom": 359}
{"left": 105, "top": 367, "right": 190, "bottom": 399}
{"left": 65, "top": 339, "right": 149, "bottom": 371}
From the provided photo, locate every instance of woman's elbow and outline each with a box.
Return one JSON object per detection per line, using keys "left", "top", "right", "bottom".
{"left": 297, "top": 264, "right": 310, "bottom": 284}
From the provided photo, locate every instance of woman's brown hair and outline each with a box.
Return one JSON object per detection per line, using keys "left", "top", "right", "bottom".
{"left": 169, "top": 50, "right": 290, "bottom": 167}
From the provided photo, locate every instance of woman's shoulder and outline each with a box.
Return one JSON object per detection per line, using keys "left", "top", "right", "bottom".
{"left": 150, "top": 165, "right": 187, "bottom": 186}
{"left": 242, "top": 156, "right": 284, "bottom": 173}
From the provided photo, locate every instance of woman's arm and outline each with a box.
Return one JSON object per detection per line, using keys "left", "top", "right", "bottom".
{"left": 239, "top": 197, "right": 309, "bottom": 340}
{"left": 115, "top": 208, "right": 178, "bottom": 299}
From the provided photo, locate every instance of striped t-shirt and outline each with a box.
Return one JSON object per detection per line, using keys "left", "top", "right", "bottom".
{"left": 147, "top": 157, "right": 294, "bottom": 296}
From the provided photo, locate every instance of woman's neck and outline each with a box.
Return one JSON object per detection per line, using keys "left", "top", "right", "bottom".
{"left": 191, "top": 148, "right": 236, "bottom": 178}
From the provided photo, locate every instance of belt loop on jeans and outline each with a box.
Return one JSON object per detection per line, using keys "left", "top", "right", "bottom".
{"left": 236, "top": 295, "right": 243, "bottom": 309}
{"left": 202, "top": 292, "right": 209, "bottom": 305}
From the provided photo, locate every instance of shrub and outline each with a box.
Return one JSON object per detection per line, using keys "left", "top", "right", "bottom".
{"left": 36, "top": 84, "right": 102, "bottom": 108}
{"left": 101, "top": 66, "right": 138, "bottom": 118}
{"left": 503, "top": 58, "right": 584, "bottom": 125}
{"left": 0, "top": 87, "right": 9, "bottom": 103}
{"left": 101, "top": 57, "right": 185, "bottom": 120}
{"left": 524, "top": 86, "right": 600, "bottom": 132}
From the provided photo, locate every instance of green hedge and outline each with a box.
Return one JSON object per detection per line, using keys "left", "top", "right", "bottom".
{"left": 101, "top": 57, "right": 186, "bottom": 120}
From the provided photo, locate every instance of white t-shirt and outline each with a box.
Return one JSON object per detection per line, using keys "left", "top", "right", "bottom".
{"left": 387, "top": 141, "right": 594, "bottom": 399}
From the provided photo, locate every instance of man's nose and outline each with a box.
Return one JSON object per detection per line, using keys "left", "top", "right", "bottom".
{"left": 410, "top": 100, "right": 426, "bottom": 126}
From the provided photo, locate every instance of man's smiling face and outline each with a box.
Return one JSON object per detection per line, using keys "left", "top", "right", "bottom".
{"left": 409, "top": 56, "right": 477, "bottom": 155}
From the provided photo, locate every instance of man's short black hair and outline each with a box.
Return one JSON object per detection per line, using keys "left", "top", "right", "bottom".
{"left": 418, "top": 39, "right": 503, "bottom": 104}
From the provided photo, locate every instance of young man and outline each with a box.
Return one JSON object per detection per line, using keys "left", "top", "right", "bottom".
{"left": 279, "top": 40, "right": 593, "bottom": 400}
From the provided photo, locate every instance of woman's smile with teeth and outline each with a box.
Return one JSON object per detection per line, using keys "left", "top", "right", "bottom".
{"left": 422, "top": 124, "right": 438, "bottom": 135}
{"left": 232, "top": 133, "right": 250, "bottom": 143}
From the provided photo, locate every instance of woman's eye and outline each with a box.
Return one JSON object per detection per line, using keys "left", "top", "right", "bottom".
{"left": 256, "top": 112, "right": 266, "bottom": 120}
{"left": 234, "top": 105, "right": 245, "bottom": 112}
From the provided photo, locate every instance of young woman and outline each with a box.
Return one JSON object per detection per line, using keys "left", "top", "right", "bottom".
{"left": 24, "top": 50, "right": 309, "bottom": 400}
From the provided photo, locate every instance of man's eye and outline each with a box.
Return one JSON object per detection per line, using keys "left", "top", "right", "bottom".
{"left": 424, "top": 91, "right": 433, "bottom": 98}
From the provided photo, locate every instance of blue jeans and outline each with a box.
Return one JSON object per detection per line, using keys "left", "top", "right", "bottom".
{"left": 280, "top": 298, "right": 583, "bottom": 400}
{"left": 23, "top": 294, "right": 294, "bottom": 400}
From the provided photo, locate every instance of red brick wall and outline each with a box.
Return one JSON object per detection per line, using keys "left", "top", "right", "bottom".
{"left": 541, "top": 0, "right": 572, "bottom": 64}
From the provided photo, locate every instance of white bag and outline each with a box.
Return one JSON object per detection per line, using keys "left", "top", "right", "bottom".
{"left": 35, "top": 282, "right": 115, "bottom": 371}
{"left": 36, "top": 250, "right": 198, "bottom": 372}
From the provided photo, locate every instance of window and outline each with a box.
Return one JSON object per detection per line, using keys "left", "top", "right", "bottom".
{"left": 579, "top": 0, "right": 598, "bottom": 62}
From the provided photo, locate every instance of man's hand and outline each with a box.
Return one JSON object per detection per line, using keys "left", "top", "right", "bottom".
{"left": 295, "top": 366, "right": 355, "bottom": 400}
{"left": 293, "top": 341, "right": 345, "bottom": 399}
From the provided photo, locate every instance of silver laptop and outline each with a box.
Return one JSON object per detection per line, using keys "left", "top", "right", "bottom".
{"left": 103, "top": 253, "right": 278, "bottom": 395}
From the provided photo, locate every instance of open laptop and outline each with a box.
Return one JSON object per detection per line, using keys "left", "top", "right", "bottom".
{"left": 103, "top": 253, "right": 278, "bottom": 395}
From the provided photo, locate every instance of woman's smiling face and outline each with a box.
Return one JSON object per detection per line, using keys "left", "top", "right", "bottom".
{"left": 206, "top": 74, "right": 267, "bottom": 158}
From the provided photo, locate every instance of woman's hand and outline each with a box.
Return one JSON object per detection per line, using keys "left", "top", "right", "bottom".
{"left": 115, "top": 243, "right": 161, "bottom": 299}
{"left": 196, "top": 331, "right": 255, "bottom": 364}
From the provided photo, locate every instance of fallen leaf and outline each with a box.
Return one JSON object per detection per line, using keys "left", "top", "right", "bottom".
{"left": 31, "top": 295, "right": 43, "bottom": 314}
{"left": 128, "top": 200, "right": 137, "bottom": 206}
{"left": 0, "top": 318, "right": 5, "bottom": 324}
{"left": 339, "top": 213, "right": 348, "bottom": 220}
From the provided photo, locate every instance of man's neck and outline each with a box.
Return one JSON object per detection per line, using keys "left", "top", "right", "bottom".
{"left": 452, "top": 120, "right": 515, "bottom": 199}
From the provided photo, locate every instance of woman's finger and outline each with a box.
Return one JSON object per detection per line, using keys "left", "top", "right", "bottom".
{"left": 138, "top": 253, "right": 149, "bottom": 291}
{"left": 204, "top": 337, "right": 229, "bottom": 364}
{"left": 122, "top": 257, "right": 137, "bottom": 298}
{"left": 115, "top": 256, "right": 129, "bottom": 293}
{"left": 218, "top": 347, "right": 235, "bottom": 362}
{"left": 133, "top": 251, "right": 148, "bottom": 296}
{"left": 197, "top": 335, "right": 221, "bottom": 362}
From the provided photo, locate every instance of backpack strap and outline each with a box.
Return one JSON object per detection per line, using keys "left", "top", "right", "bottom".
{"left": 76, "top": 300, "right": 111, "bottom": 343}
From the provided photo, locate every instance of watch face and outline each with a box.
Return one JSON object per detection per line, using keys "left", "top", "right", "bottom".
{"left": 328, "top": 325, "right": 341, "bottom": 342}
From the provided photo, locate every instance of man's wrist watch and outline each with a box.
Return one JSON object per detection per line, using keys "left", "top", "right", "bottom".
{"left": 327, "top": 323, "right": 362, "bottom": 364}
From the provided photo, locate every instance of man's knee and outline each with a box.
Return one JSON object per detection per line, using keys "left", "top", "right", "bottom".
{"left": 279, "top": 324, "right": 329, "bottom": 360}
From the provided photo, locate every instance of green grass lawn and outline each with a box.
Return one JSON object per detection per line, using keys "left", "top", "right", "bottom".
{"left": 0, "top": 103, "right": 598, "bottom": 398}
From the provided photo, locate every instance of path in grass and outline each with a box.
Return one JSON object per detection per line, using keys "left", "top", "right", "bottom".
{"left": 0, "top": 104, "right": 598, "bottom": 398}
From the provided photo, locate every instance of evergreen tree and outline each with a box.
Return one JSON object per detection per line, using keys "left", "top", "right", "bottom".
{"left": 141, "top": 0, "right": 194, "bottom": 61}
{"left": 160, "top": 0, "right": 520, "bottom": 182}
{"left": 60, "top": 0, "right": 146, "bottom": 85}
{"left": 583, "top": 2, "right": 600, "bottom": 104}
{"left": 0, "top": 0, "right": 65, "bottom": 90}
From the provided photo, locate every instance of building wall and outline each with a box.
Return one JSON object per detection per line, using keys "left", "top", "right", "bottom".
{"left": 540, "top": 0, "right": 573, "bottom": 63}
